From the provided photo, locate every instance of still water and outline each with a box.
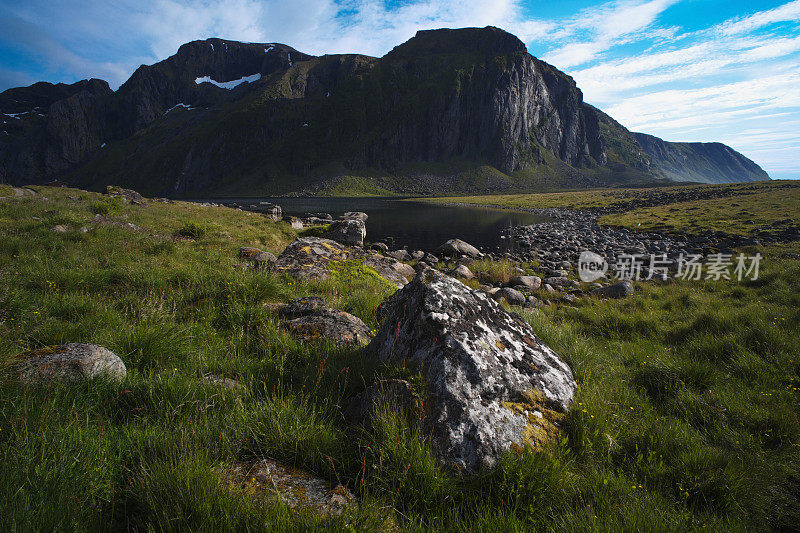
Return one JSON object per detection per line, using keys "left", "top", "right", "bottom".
{"left": 211, "top": 197, "right": 550, "bottom": 252}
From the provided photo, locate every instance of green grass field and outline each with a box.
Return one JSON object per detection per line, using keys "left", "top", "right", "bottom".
{"left": 424, "top": 180, "right": 800, "bottom": 235}
{"left": 1, "top": 185, "right": 798, "bottom": 530}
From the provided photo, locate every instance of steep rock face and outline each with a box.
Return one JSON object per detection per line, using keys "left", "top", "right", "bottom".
{"left": 633, "top": 133, "right": 769, "bottom": 183}
{"left": 0, "top": 27, "right": 770, "bottom": 191}
{"left": 1, "top": 80, "right": 113, "bottom": 184}
{"left": 327, "top": 27, "right": 606, "bottom": 174}
{"left": 112, "top": 38, "right": 311, "bottom": 135}
{"left": 0, "top": 79, "right": 110, "bottom": 113}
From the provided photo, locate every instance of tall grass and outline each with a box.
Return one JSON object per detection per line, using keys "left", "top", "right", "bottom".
{"left": 0, "top": 186, "right": 798, "bottom": 530}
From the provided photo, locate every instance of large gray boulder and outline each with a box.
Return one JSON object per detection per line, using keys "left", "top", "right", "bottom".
{"left": 437, "top": 239, "right": 482, "bottom": 259}
{"left": 323, "top": 218, "right": 366, "bottom": 246}
{"left": 17, "top": 343, "right": 126, "bottom": 385}
{"left": 274, "top": 237, "right": 406, "bottom": 287}
{"left": 367, "top": 269, "right": 576, "bottom": 474}
{"left": 275, "top": 237, "right": 352, "bottom": 281}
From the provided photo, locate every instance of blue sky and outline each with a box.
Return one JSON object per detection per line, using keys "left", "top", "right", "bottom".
{"left": 1, "top": 0, "right": 798, "bottom": 178}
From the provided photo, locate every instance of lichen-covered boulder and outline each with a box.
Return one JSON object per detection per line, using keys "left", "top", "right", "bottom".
{"left": 323, "top": 219, "right": 366, "bottom": 246}
{"left": 17, "top": 343, "right": 126, "bottom": 385}
{"left": 280, "top": 297, "right": 372, "bottom": 346}
{"left": 274, "top": 237, "right": 352, "bottom": 281}
{"left": 274, "top": 237, "right": 406, "bottom": 287}
{"left": 106, "top": 185, "right": 147, "bottom": 205}
{"left": 367, "top": 269, "right": 576, "bottom": 474}
{"left": 226, "top": 459, "right": 355, "bottom": 516}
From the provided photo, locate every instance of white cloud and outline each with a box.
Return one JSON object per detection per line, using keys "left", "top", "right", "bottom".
{"left": 718, "top": 0, "right": 800, "bottom": 36}
{"left": 542, "top": 0, "right": 679, "bottom": 67}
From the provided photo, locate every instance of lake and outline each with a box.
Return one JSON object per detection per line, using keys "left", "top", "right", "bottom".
{"left": 207, "top": 197, "right": 551, "bottom": 253}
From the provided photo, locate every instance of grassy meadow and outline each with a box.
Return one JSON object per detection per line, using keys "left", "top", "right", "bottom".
{"left": 425, "top": 180, "right": 800, "bottom": 233}
{"left": 0, "top": 185, "right": 798, "bottom": 531}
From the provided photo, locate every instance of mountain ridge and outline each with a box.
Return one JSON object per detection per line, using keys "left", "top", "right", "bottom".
{"left": 0, "top": 27, "right": 770, "bottom": 195}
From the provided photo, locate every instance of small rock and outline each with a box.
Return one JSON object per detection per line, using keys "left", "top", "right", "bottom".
{"left": 509, "top": 275, "right": 541, "bottom": 290}
{"left": 542, "top": 276, "right": 571, "bottom": 287}
{"left": 388, "top": 249, "right": 412, "bottom": 262}
{"left": 280, "top": 297, "right": 372, "bottom": 345}
{"left": 524, "top": 295, "right": 540, "bottom": 308}
{"left": 495, "top": 287, "right": 526, "bottom": 306}
{"left": 279, "top": 296, "right": 328, "bottom": 318}
{"left": 106, "top": 185, "right": 147, "bottom": 205}
{"left": 323, "top": 219, "right": 366, "bottom": 247}
{"left": 226, "top": 459, "right": 355, "bottom": 516}
{"left": 258, "top": 202, "right": 282, "bottom": 221}
{"left": 451, "top": 264, "right": 474, "bottom": 279}
{"left": 591, "top": 280, "right": 634, "bottom": 299}
{"left": 283, "top": 216, "right": 304, "bottom": 230}
{"left": 423, "top": 253, "right": 440, "bottom": 264}
{"left": 252, "top": 251, "right": 277, "bottom": 269}
{"left": 17, "top": 343, "right": 126, "bottom": 385}
{"left": 50, "top": 225, "right": 67, "bottom": 233}
{"left": 437, "top": 239, "right": 482, "bottom": 259}
{"left": 274, "top": 237, "right": 350, "bottom": 281}
{"left": 392, "top": 261, "right": 417, "bottom": 280}
{"left": 370, "top": 242, "right": 389, "bottom": 253}
{"left": 202, "top": 375, "right": 243, "bottom": 389}
{"left": 341, "top": 211, "right": 368, "bottom": 221}
{"left": 304, "top": 212, "right": 333, "bottom": 221}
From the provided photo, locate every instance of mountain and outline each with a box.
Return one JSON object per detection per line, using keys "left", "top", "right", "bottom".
{"left": 632, "top": 133, "right": 769, "bottom": 184}
{"left": 0, "top": 27, "right": 769, "bottom": 196}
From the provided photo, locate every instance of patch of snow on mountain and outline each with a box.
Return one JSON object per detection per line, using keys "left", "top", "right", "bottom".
{"left": 265, "top": 46, "right": 274, "bottom": 53}
{"left": 194, "top": 73, "right": 261, "bottom": 89}
{"left": 164, "top": 103, "right": 193, "bottom": 115}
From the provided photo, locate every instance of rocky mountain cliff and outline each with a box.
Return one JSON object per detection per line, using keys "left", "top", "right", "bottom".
{"left": 632, "top": 133, "right": 769, "bottom": 184}
{"left": 0, "top": 27, "right": 769, "bottom": 195}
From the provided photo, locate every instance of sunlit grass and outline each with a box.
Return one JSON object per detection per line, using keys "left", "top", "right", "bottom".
{"left": 0, "top": 186, "right": 798, "bottom": 530}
